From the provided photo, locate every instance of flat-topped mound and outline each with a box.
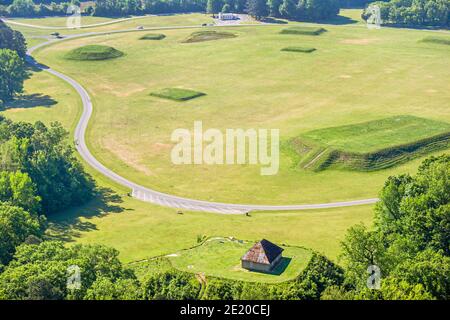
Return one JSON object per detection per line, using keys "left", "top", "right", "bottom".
{"left": 140, "top": 33, "right": 166, "bottom": 40}
{"left": 182, "top": 30, "right": 237, "bottom": 43}
{"left": 281, "top": 47, "right": 316, "bottom": 53}
{"left": 421, "top": 36, "right": 450, "bottom": 46}
{"left": 65, "top": 45, "right": 124, "bottom": 61}
{"left": 280, "top": 27, "right": 326, "bottom": 36}
{"left": 150, "top": 88, "right": 206, "bottom": 101}
{"left": 289, "top": 116, "right": 450, "bottom": 171}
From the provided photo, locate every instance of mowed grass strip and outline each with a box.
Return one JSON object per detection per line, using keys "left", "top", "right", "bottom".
{"left": 281, "top": 46, "right": 316, "bottom": 53}
{"left": 140, "top": 33, "right": 166, "bottom": 40}
{"left": 167, "top": 238, "right": 312, "bottom": 283}
{"left": 182, "top": 30, "right": 237, "bottom": 43}
{"left": 65, "top": 45, "right": 124, "bottom": 61}
{"left": 280, "top": 26, "right": 326, "bottom": 36}
{"left": 421, "top": 36, "right": 450, "bottom": 46}
{"left": 150, "top": 88, "right": 206, "bottom": 101}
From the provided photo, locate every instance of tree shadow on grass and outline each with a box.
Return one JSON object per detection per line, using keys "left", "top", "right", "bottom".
{"left": 45, "top": 187, "right": 128, "bottom": 242}
{"left": 4, "top": 93, "right": 57, "bottom": 110}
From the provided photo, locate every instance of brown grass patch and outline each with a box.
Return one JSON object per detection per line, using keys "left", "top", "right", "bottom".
{"left": 341, "top": 38, "right": 380, "bottom": 45}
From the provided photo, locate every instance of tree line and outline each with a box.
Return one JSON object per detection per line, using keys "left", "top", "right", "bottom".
{"left": 363, "top": 0, "right": 449, "bottom": 27}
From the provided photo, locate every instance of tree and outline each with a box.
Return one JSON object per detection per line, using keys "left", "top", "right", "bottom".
{"left": 0, "top": 118, "right": 95, "bottom": 213}
{"left": 207, "top": 0, "right": 224, "bottom": 13}
{"left": 85, "top": 277, "right": 142, "bottom": 300}
{"left": 267, "top": 0, "right": 283, "bottom": 17}
{"left": 246, "top": 0, "right": 268, "bottom": 20}
{"left": 279, "top": 0, "right": 297, "bottom": 19}
{"left": 0, "top": 241, "right": 136, "bottom": 300}
{"left": 0, "top": 171, "right": 41, "bottom": 213}
{"left": 141, "top": 270, "right": 201, "bottom": 300}
{"left": 0, "top": 49, "right": 27, "bottom": 104}
{"left": 0, "top": 203, "right": 41, "bottom": 267}
{"left": 7, "top": 0, "right": 35, "bottom": 17}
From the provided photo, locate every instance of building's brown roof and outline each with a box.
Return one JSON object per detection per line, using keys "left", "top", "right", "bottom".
{"left": 241, "top": 239, "right": 283, "bottom": 265}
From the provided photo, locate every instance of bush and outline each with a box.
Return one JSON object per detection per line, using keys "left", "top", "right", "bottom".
{"left": 65, "top": 45, "right": 124, "bottom": 61}
{"left": 279, "top": 27, "right": 326, "bottom": 35}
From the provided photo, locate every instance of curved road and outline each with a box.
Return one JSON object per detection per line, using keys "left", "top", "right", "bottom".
{"left": 24, "top": 24, "right": 379, "bottom": 214}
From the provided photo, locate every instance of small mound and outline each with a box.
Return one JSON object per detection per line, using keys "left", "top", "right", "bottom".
{"left": 65, "top": 45, "right": 124, "bottom": 61}
{"left": 150, "top": 88, "right": 206, "bottom": 101}
{"left": 140, "top": 33, "right": 166, "bottom": 40}
{"left": 281, "top": 47, "right": 316, "bottom": 53}
{"left": 421, "top": 36, "right": 450, "bottom": 46}
{"left": 182, "top": 31, "right": 237, "bottom": 43}
{"left": 280, "top": 27, "right": 326, "bottom": 36}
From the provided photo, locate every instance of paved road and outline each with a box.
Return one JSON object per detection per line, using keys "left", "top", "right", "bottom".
{"left": 25, "top": 25, "right": 379, "bottom": 214}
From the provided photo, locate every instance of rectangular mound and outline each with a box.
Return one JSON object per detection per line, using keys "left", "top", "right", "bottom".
{"left": 182, "top": 31, "right": 237, "bottom": 43}
{"left": 290, "top": 116, "right": 450, "bottom": 171}
{"left": 280, "top": 27, "right": 326, "bottom": 36}
{"left": 150, "top": 88, "right": 206, "bottom": 101}
{"left": 421, "top": 36, "right": 450, "bottom": 46}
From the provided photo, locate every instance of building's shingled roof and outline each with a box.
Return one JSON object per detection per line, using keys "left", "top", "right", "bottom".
{"left": 241, "top": 239, "right": 283, "bottom": 265}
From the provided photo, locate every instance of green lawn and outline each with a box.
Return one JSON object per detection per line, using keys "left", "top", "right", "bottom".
{"left": 301, "top": 115, "right": 450, "bottom": 153}
{"left": 30, "top": 17, "right": 450, "bottom": 205}
{"left": 150, "top": 88, "right": 206, "bottom": 101}
{"left": 167, "top": 238, "right": 313, "bottom": 283}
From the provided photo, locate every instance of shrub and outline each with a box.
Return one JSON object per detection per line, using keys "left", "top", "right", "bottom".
{"left": 65, "top": 45, "right": 124, "bottom": 61}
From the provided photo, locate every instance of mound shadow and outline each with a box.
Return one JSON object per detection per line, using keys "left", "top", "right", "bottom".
{"left": 4, "top": 93, "right": 57, "bottom": 110}
{"left": 45, "top": 187, "right": 128, "bottom": 242}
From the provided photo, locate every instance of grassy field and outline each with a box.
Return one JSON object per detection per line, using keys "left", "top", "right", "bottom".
{"left": 167, "top": 238, "right": 313, "bottom": 283}
{"left": 30, "top": 15, "right": 450, "bottom": 205}
{"left": 3, "top": 11, "right": 448, "bottom": 271}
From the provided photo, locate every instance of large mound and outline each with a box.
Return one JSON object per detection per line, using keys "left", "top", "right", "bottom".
{"left": 65, "top": 45, "right": 124, "bottom": 61}
{"left": 280, "top": 27, "right": 326, "bottom": 36}
{"left": 182, "top": 30, "right": 237, "bottom": 43}
{"left": 150, "top": 88, "right": 206, "bottom": 101}
{"left": 288, "top": 116, "right": 450, "bottom": 171}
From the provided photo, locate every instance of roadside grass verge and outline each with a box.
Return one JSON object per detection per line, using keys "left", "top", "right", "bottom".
{"left": 281, "top": 46, "right": 316, "bottom": 53}
{"left": 150, "top": 88, "right": 206, "bottom": 101}
{"left": 182, "top": 30, "right": 237, "bottom": 43}
{"left": 65, "top": 45, "right": 124, "bottom": 61}
{"left": 280, "top": 27, "right": 326, "bottom": 36}
{"left": 140, "top": 33, "right": 166, "bottom": 40}
{"left": 288, "top": 115, "right": 450, "bottom": 171}
{"left": 420, "top": 36, "right": 450, "bottom": 46}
